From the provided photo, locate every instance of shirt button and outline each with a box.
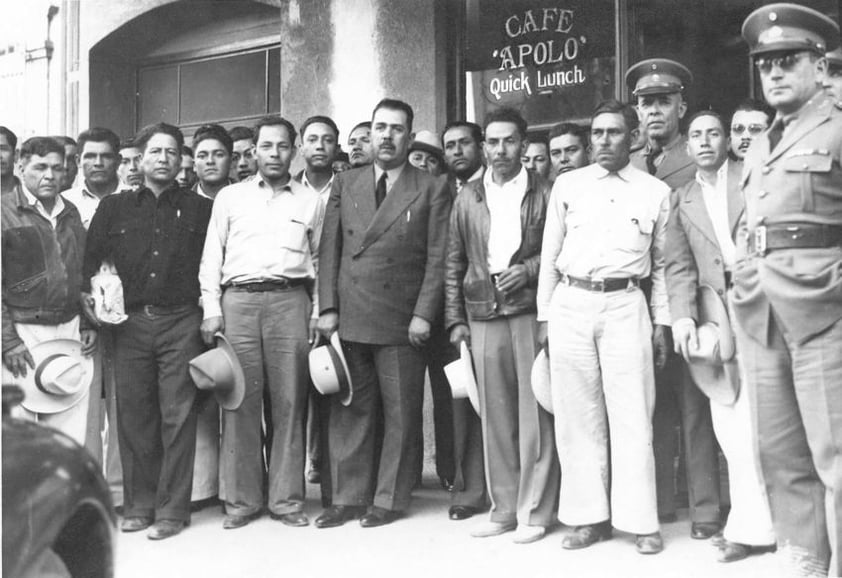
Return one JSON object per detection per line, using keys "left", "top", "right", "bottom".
{"left": 758, "top": 190, "right": 768, "bottom": 198}
{"left": 714, "top": 258, "right": 721, "bottom": 265}
{"left": 150, "top": 272, "right": 156, "bottom": 278}
{"left": 762, "top": 166, "right": 771, "bottom": 174}
{"left": 153, "top": 250, "right": 159, "bottom": 256}
{"left": 155, "top": 228, "right": 161, "bottom": 234}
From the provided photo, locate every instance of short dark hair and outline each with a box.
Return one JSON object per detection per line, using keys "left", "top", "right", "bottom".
{"left": 483, "top": 107, "right": 528, "bottom": 139}
{"left": 228, "top": 126, "right": 254, "bottom": 142}
{"left": 687, "top": 110, "right": 726, "bottom": 132}
{"left": 52, "top": 135, "right": 77, "bottom": 148}
{"left": 181, "top": 145, "right": 194, "bottom": 157}
{"left": 300, "top": 116, "right": 339, "bottom": 140}
{"left": 76, "top": 127, "right": 120, "bottom": 156}
{"left": 372, "top": 99, "right": 414, "bottom": 132}
{"left": 0, "top": 126, "right": 18, "bottom": 150}
{"left": 591, "top": 99, "right": 639, "bottom": 132}
{"left": 252, "top": 116, "right": 297, "bottom": 146}
{"left": 350, "top": 121, "right": 371, "bottom": 134}
{"left": 119, "top": 138, "right": 137, "bottom": 151}
{"left": 192, "top": 124, "right": 233, "bottom": 155}
{"left": 441, "top": 121, "right": 483, "bottom": 146}
{"left": 548, "top": 122, "right": 589, "bottom": 148}
{"left": 731, "top": 98, "right": 773, "bottom": 125}
{"left": 20, "top": 136, "right": 65, "bottom": 164}
{"left": 335, "top": 150, "right": 350, "bottom": 163}
{"left": 134, "top": 122, "right": 185, "bottom": 152}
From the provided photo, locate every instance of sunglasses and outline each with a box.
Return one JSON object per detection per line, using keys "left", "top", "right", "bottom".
{"left": 829, "top": 67, "right": 842, "bottom": 78}
{"left": 731, "top": 124, "right": 766, "bottom": 136}
{"left": 754, "top": 51, "right": 811, "bottom": 74}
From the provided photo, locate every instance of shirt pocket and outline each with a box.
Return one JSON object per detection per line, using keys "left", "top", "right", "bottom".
{"left": 782, "top": 153, "right": 837, "bottom": 209}
{"left": 2, "top": 226, "right": 47, "bottom": 288}
{"left": 622, "top": 212, "right": 655, "bottom": 253}
{"left": 280, "top": 219, "right": 309, "bottom": 253}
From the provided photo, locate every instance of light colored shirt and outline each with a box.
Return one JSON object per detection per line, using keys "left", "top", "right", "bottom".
{"left": 697, "top": 160, "right": 737, "bottom": 269}
{"left": 23, "top": 186, "right": 66, "bottom": 229}
{"left": 536, "top": 162, "right": 671, "bottom": 325}
{"left": 199, "top": 175, "right": 324, "bottom": 319}
{"left": 484, "top": 165, "right": 527, "bottom": 274}
{"left": 456, "top": 166, "right": 485, "bottom": 192}
{"left": 301, "top": 170, "right": 335, "bottom": 207}
{"left": 62, "top": 182, "right": 124, "bottom": 229}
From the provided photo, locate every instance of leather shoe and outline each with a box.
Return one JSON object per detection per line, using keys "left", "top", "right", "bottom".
{"left": 270, "top": 511, "right": 309, "bottom": 527}
{"left": 147, "top": 519, "right": 186, "bottom": 541}
{"left": 691, "top": 522, "right": 722, "bottom": 540}
{"left": 315, "top": 505, "right": 364, "bottom": 529}
{"left": 717, "top": 542, "right": 775, "bottom": 563}
{"left": 359, "top": 506, "right": 400, "bottom": 528}
{"left": 440, "top": 476, "right": 454, "bottom": 491}
{"left": 121, "top": 516, "right": 152, "bottom": 533}
{"left": 512, "top": 525, "right": 546, "bottom": 544}
{"left": 561, "top": 521, "right": 612, "bottom": 550}
{"left": 222, "top": 511, "right": 262, "bottom": 530}
{"left": 448, "top": 506, "right": 476, "bottom": 521}
{"left": 470, "top": 520, "right": 516, "bottom": 538}
{"left": 635, "top": 532, "right": 664, "bottom": 555}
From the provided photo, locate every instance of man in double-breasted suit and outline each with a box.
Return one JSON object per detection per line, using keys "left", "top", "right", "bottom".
{"left": 665, "top": 110, "right": 774, "bottom": 564}
{"left": 315, "top": 98, "right": 451, "bottom": 528}
{"left": 734, "top": 6, "right": 842, "bottom": 575}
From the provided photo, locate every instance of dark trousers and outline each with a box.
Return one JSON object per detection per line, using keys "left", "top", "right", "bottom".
{"left": 736, "top": 314, "right": 842, "bottom": 576}
{"left": 451, "top": 397, "right": 487, "bottom": 509}
{"left": 220, "top": 287, "right": 310, "bottom": 517}
{"left": 423, "top": 323, "right": 456, "bottom": 482}
{"left": 329, "top": 341, "right": 426, "bottom": 512}
{"left": 112, "top": 305, "right": 203, "bottom": 523}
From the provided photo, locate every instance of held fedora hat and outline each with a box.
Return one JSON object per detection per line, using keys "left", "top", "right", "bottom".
{"left": 189, "top": 332, "right": 246, "bottom": 411}
{"left": 530, "top": 346, "right": 553, "bottom": 414}
{"left": 443, "top": 341, "right": 479, "bottom": 415}
{"left": 308, "top": 332, "right": 353, "bottom": 406}
{"left": 686, "top": 285, "right": 740, "bottom": 406}
{"left": 18, "top": 339, "right": 94, "bottom": 414}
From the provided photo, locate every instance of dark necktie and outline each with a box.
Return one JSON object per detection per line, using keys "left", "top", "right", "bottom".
{"left": 768, "top": 118, "right": 784, "bottom": 152}
{"left": 645, "top": 145, "right": 661, "bottom": 176}
{"left": 375, "top": 172, "right": 387, "bottom": 208}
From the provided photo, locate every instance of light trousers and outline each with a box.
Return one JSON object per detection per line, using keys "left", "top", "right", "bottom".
{"left": 548, "top": 285, "right": 658, "bottom": 534}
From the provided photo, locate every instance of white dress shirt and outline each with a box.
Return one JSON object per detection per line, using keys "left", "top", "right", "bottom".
{"left": 24, "top": 187, "right": 66, "bottom": 229}
{"left": 697, "top": 160, "right": 737, "bottom": 269}
{"left": 537, "top": 162, "right": 671, "bottom": 325}
{"left": 62, "top": 183, "right": 124, "bottom": 230}
{"left": 483, "top": 165, "right": 527, "bottom": 274}
{"left": 199, "top": 175, "right": 324, "bottom": 319}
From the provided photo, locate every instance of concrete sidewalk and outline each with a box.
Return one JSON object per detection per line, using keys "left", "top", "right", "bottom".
{"left": 115, "top": 477, "right": 787, "bottom": 578}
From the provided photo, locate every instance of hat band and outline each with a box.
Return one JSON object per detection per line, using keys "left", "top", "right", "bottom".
{"left": 326, "top": 341, "right": 349, "bottom": 394}
{"left": 34, "top": 353, "right": 69, "bottom": 395}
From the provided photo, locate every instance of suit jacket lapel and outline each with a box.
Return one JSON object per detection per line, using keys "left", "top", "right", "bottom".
{"left": 683, "top": 181, "right": 719, "bottom": 247}
{"left": 726, "top": 160, "right": 745, "bottom": 237}
{"left": 349, "top": 168, "right": 377, "bottom": 228}
{"left": 357, "top": 165, "right": 421, "bottom": 255}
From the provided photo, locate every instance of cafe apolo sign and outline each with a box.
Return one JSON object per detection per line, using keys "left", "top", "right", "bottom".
{"left": 465, "top": 0, "right": 615, "bottom": 125}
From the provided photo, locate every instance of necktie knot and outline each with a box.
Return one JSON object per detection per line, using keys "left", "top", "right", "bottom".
{"left": 375, "top": 172, "right": 387, "bottom": 208}
{"left": 645, "top": 145, "right": 662, "bottom": 175}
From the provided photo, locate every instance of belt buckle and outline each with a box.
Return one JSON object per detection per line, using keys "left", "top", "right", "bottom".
{"left": 592, "top": 278, "right": 605, "bottom": 292}
{"left": 754, "top": 225, "right": 767, "bottom": 256}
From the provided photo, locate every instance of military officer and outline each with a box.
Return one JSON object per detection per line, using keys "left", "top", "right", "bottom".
{"left": 735, "top": 5, "right": 842, "bottom": 576}
{"left": 626, "top": 58, "right": 720, "bottom": 535}
{"left": 824, "top": 48, "right": 842, "bottom": 101}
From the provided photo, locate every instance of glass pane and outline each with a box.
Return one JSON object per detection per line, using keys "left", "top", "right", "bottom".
{"left": 137, "top": 65, "right": 179, "bottom": 126}
{"left": 465, "top": 0, "right": 616, "bottom": 128}
{"left": 180, "top": 51, "right": 267, "bottom": 124}
{"left": 268, "top": 47, "right": 281, "bottom": 113}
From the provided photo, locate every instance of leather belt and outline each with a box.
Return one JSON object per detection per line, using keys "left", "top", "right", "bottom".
{"left": 560, "top": 274, "right": 640, "bottom": 293}
{"left": 128, "top": 303, "right": 197, "bottom": 316}
{"left": 749, "top": 223, "right": 842, "bottom": 256}
{"left": 228, "top": 278, "right": 308, "bottom": 292}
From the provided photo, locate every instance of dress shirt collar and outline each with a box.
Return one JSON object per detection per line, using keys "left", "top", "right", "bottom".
{"left": 696, "top": 159, "right": 729, "bottom": 189}
{"left": 134, "top": 182, "right": 183, "bottom": 206}
{"left": 373, "top": 162, "right": 406, "bottom": 192}
{"left": 483, "top": 164, "right": 528, "bottom": 191}
{"left": 21, "top": 185, "right": 65, "bottom": 219}
{"left": 301, "top": 170, "right": 335, "bottom": 195}
{"left": 593, "top": 161, "right": 636, "bottom": 181}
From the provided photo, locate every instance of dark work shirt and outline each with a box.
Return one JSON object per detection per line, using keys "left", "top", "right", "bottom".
{"left": 84, "top": 184, "right": 212, "bottom": 308}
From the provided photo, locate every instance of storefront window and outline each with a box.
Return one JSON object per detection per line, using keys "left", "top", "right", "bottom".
{"left": 464, "top": 0, "right": 616, "bottom": 129}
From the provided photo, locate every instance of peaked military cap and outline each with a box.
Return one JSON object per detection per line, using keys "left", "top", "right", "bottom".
{"left": 625, "top": 58, "right": 693, "bottom": 97}
{"left": 827, "top": 47, "right": 842, "bottom": 67}
{"left": 742, "top": 3, "right": 840, "bottom": 56}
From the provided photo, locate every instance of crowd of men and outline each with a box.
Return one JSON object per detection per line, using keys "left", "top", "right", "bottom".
{"left": 2, "top": 3, "right": 842, "bottom": 576}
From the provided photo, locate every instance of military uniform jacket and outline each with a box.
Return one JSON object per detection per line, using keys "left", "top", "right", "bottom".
{"left": 732, "top": 93, "right": 842, "bottom": 344}
{"left": 630, "top": 135, "right": 696, "bottom": 190}
{"left": 318, "top": 163, "right": 451, "bottom": 345}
